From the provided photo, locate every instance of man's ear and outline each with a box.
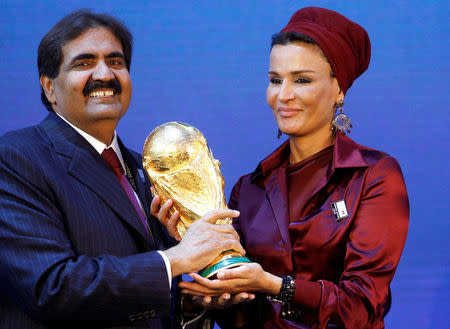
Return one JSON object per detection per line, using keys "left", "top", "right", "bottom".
{"left": 40, "top": 75, "right": 56, "bottom": 105}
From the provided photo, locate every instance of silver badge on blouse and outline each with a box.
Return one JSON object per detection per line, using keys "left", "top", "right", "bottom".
{"left": 331, "top": 200, "right": 348, "bottom": 221}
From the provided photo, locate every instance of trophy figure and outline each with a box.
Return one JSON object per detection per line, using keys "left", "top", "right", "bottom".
{"left": 142, "top": 122, "right": 250, "bottom": 278}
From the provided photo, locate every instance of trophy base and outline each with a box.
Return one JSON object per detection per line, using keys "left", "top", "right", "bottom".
{"left": 199, "top": 249, "right": 251, "bottom": 279}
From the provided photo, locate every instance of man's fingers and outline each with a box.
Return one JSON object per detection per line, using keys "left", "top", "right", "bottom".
{"left": 199, "top": 209, "right": 240, "bottom": 224}
{"left": 202, "top": 228, "right": 244, "bottom": 255}
{"left": 150, "top": 194, "right": 161, "bottom": 217}
{"left": 202, "top": 296, "right": 212, "bottom": 305}
{"left": 157, "top": 199, "right": 173, "bottom": 224}
{"left": 231, "top": 292, "right": 255, "bottom": 304}
{"left": 217, "top": 293, "right": 231, "bottom": 303}
{"left": 238, "top": 292, "right": 249, "bottom": 300}
{"left": 214, "top": 293, "right": 232, "bottom": 309}
{"left": 167, "top": 210, "right": 181, "bottom": 241}
{"left": 223, "top": 239, "right": 245, "bottom": 256}
{"left": 211, "top": 224, "right": 241, "bottom": 242}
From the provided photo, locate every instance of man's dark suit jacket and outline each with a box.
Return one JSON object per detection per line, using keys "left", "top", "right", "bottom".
{"left": 0, "top": 113, "right": 178, "bottom": 328}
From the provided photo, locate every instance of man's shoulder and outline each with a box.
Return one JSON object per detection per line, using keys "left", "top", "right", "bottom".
{"left": 0, "top": 124, "right": 49, "bottom": 161}
{"left": 1, "top": 124, "right": 43, "bottom": 147}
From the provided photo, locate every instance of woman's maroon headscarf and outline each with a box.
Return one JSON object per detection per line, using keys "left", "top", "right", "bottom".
{"left": 280, "top": 7, "right": 371, "bottom": 94}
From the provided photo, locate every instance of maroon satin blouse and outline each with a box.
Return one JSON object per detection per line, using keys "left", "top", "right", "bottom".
{"left": 228, "top": 133, "right": 409, "bottom": 329}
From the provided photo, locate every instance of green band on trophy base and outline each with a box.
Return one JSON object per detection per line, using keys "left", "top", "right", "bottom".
{"left": 200, "top": 257, "right": 252, "bottom": 278}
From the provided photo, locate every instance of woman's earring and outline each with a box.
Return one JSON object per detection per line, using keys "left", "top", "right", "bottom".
{"left": 331, "top": 100, "right": 352, "bottom": 134}
{"left": 277, "top": 128, "right": 282, "bottom": 139}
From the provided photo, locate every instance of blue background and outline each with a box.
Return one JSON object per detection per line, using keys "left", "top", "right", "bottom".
{"left": 0, "top": 1, "right": 448, "bottom": 328}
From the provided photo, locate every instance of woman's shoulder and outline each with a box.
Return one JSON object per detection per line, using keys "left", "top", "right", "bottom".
{"left": 338, "top": 134, "right": 400, "bottom": 169}
{"left": 344, "top": 137, "right": 407, "bottom": 193}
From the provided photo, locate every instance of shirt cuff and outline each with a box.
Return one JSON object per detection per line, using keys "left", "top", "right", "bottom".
{"left": 157, "top": 250, "right": 172, "bottom": 289}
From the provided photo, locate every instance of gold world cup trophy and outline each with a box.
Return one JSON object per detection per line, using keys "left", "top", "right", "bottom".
{"left": 142, "top": 122, "right": 250, "bottom": 278}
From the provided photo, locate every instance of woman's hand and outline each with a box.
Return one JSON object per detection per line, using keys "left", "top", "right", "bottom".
{"left": 150, "top": 187, "right": 181, "bottom": 241}
{"left": 179, "top": 263, "right": 282, "bottom": 296}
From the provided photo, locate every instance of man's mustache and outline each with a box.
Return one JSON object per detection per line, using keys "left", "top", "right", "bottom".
{"left": 82, "top": 78, "right": 122, "bottom": 97}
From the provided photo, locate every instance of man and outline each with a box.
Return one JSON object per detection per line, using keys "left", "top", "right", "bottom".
{"left": 0, "top": 10, "right": 243, "bottom": 329}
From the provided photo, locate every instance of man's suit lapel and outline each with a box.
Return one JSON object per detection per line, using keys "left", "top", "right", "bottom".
{"left": 120, "top": 142, "right": 166, "bottom": 250}
{"left": 40, "top": 113, "right": 156, "bottom": 248}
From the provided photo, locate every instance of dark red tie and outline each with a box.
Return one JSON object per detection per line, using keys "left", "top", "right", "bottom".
{"left": 101, "top": 148, "right": 151, "bottom": 236}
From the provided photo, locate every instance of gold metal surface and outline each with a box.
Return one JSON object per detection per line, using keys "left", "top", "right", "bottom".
{"left": 142, "top": 122, "right": 230, "bottom": 238}
{"left": 143, "top": 122, "right": 251, "bottom": 278}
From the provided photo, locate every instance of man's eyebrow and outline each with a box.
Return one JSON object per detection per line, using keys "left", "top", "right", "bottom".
{"left": 69, "top": 53, "right": 96, "bottom": 64}
{"left": 105, "top": 52, "right": 125, "bottom": 59}
{"left": 67, "top": 52, "right": 124, "bottom": 67}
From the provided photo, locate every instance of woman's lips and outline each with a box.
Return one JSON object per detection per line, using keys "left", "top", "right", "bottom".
{"left": 277, "top": 107, "right": 302, "bottom": 118}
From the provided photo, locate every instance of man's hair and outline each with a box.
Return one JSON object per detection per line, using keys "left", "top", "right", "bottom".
{"left": 38, "top": 9, "right": 133, "bottom": 111}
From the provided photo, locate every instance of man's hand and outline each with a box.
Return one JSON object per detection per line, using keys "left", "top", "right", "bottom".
{"left": 163, "top": 209, "right": 244, "bottom": 277}
{"left": 189, "top": 292, "right": 255, "bottom": 310}
{"left": 150, "top": 188, "right": 181, "bottom": 241}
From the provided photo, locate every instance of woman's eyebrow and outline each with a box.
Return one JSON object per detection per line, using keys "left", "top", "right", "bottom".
{"left": 268, "top": 70, "right": 315, "bottom": 75}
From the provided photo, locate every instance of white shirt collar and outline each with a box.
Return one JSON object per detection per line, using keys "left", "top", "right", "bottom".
{"left": 56, "top": 113, "right": 126, "bottom": 171}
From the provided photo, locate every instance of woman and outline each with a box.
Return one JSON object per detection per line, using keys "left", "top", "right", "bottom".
{"left": 154, "top": 7, "right": 409, "bottom": 329}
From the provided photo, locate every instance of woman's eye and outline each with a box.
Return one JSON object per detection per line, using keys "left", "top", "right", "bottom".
{"left": 295, "top": 78, "right": 311, "bottom": 84}
{"left": 270, "top": 78, "right": 282, "bottom": 84}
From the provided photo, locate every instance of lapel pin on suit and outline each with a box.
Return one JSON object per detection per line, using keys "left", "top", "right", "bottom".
{"left": 138, "top": 168, "right": 146, "bottom": 184}
{"left": 331, "top": 200, "right": 348, "bottom": 221}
